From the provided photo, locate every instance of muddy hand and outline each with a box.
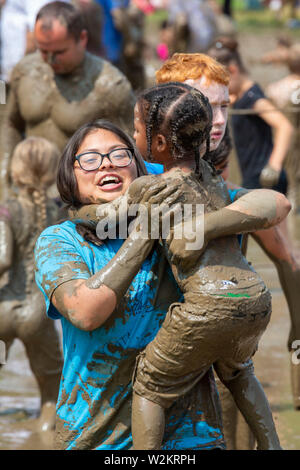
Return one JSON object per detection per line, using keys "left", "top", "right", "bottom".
{"left": 259, "top": 165, "right": 280, "bottom": 188}
{"left": 133, "top": 180, "right": 183, "bottom": 240}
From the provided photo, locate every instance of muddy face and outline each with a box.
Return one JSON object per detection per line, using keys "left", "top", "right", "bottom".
{"left": 35, "top": 18, "right": 87, "bottom": 75}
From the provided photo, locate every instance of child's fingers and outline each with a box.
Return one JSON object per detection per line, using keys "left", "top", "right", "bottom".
{"left": 146, "top": 182, "right": 182, "bottom": 205}
{"left": 128, "top": 177, "right": 167, "bottom": 204}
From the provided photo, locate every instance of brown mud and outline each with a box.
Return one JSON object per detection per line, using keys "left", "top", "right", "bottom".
{"left": 0, "top": 30, "right": 299, "bottom": 450}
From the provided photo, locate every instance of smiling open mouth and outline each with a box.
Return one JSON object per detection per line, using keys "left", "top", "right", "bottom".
{"left": 98, "top": 175, "right": 123, "bottom": 190}
{"left": 99, "top": 176, "right": 121, "bottom": 186}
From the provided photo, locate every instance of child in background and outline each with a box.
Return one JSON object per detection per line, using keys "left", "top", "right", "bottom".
{"left": 156, "top": 20, "right": 174, "bottom": 62}
{"left": 0, "top": 137, "right": 63, "bottom": 431}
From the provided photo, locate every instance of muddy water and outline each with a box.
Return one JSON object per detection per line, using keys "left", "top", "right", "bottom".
{"left": 0, "top": 343, "right": 53, "bottom": 450}
{"left": 0, "top": 325, "right": 61, "bottom": 450}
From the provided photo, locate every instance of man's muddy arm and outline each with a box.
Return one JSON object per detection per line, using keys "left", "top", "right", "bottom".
{"left": 1, "top": 87, "right": 25, "bottom": 190}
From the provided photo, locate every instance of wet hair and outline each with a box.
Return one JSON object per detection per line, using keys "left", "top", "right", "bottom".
{"left": 11, "top": 137, "right": 60, "bottom": 232}
{"left": 156, "top": 53, "right": 230, "bottom": 86}
{"left": 208, "top": 37, "right": 247, "bottom": 74}
{"left": 36, "top": 1, "right": 85, "bottom": 41}
{"left": 57, "top": 119, "right": 147, "bottom": 209}
{"left": 208, "top": 126, "right": 232, "bottom": 168}
{"left": 136, "top": 82, "right": 213, "bottom": 175}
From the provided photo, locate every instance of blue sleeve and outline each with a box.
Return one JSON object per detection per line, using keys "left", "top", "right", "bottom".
{"left": 34, "top": 224, "right": 91, "bottom": 319}
{"left": 228, "top": 188, "right": 238, "bottom": 202}
{"left": 144, "top": 161, "right": 164, "bottom": 175}
{"left": 95, "top": 0, "right": 129, "bottom": 9}
{"left": 227, "top": 187, "right": 246, "bottom": 202}
{"left": 227, "top": 189, "right": 244, "bottom": 247}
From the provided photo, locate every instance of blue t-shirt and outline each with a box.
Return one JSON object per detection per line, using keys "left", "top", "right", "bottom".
{"left": 144, "top": 160, "right": 164, "bottom": 175}
{"left": 35, "top": 222, "right": 225, "bottom": 450}
{"left": 95, "top": 0, "right": 129, "bottom": 64}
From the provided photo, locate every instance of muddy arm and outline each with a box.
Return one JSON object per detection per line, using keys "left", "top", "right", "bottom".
{"left": 54, "top": 180, "right": 181, "bottom": 331}
{"left": 204, "top": 189, "right": 291, "bottom": 239}
{"left": 69, "top": 175, "right": 163, "bottom": 230}
{"left": 0, "top": 83, "right": 25, "bottom": 192}
{"left": 168, "top": 189, "right": 291, "bottom": 270}
{"left": 0, "top": 220, "right": 13, "bottom": 277}
{"left": 52, "top": 227, "right": 155, "bottom": 331}
{"left": 254, "top": 98, "right": 294, "bottom": 187}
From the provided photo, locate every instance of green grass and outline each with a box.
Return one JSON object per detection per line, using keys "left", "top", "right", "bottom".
{"left": 145, "top": 3, "right": 300, "bottom": 36}
{"left": 235, "top": 8, "right": 300, "bottom": 29}
{"left": 216, "top": 0, "right": 248, "bottom": 10}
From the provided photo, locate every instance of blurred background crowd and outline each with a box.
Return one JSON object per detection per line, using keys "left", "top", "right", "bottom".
{"left": 0, "top": 1, "right": 299, "bottom": 88}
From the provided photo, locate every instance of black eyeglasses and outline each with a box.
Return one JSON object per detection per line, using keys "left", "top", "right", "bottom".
{"left": 75, "top": 148, "right": 134, "bottom": 171}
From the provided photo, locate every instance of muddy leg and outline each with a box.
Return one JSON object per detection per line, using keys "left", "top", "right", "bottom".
{"left": 235, "top": 409, "right": 256, "bottom": 450}
{"left": 22, "top": 330, "right": 62, "bottom": 405}
{"left": 22, "top": 337, "right": 62, "bottom": 431}
{"left": 216, "top": 378, "right": 238, "bottom": 449}
{"left": 20, "top": 316, "right": 63, "bottom": 431}
{"left": 217, "top": 376, "right": 255, "bottom": 450}
{"left": 290, "top": 353, "right": 300, "bottom": 410}
{"left": 218, "top": 364, "right": 281, "bottom": 450}
{"left": 0, "top": 338, "right": 13, "bottom": 368}
{"left": 132, "top": 392, "right": 165, "bottom": 450}
{"left": 251, "top": 228, "right": 300, "bottom": 409}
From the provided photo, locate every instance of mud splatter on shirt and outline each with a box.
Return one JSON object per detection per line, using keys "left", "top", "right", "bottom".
{"left": 35, "top": 221, "right": 225, "bottom": 450}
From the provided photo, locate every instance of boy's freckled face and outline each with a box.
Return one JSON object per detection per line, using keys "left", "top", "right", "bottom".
{"left": 185, "top": 78, "right": 230, "bottom": 151}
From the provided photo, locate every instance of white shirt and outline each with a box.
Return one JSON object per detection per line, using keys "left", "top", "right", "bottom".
{"left": 167, "top": 0, "right": 217, "bottom": 53}
{"left": 0, "top": 0, "right": 70, "bottom": 82}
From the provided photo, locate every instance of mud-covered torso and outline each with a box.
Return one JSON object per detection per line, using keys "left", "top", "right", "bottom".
{"left": 158, "top": 161, "right": 266, "bottom": 300}
{"left": 11, "top": 52, "right": 134, "bottom": 150}
{"left": 0, "top": 197, "right": 58, "bottom": 298}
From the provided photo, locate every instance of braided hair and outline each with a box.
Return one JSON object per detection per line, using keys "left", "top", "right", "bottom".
{"left": 11, "top": 137, "right": 60, "bottom": 233}
{"left": 136, "top": 81, "right": 212, "bottom": 175}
